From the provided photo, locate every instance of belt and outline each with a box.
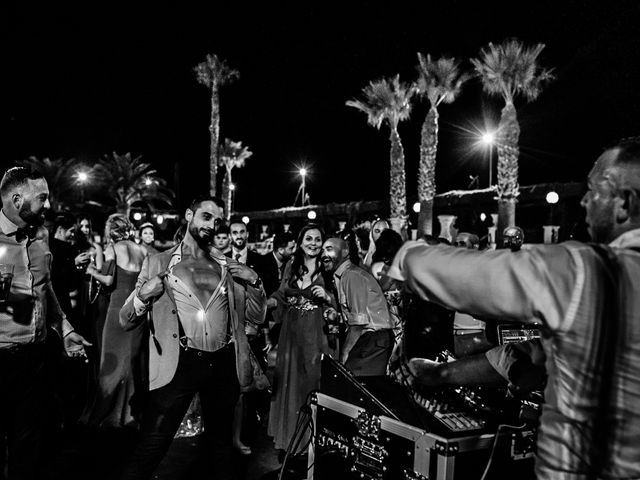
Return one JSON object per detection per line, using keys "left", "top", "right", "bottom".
{"left": 179, "top": 340, "right": 231, "bottom": 359}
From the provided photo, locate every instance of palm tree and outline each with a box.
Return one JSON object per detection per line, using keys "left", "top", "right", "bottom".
{"left": 347, "top": 75, "right": 414, "bottom": 232}
{"left": 471, "top": 39, "right": 554, "bottom": 244}
{"left": 93, "top": 152, "right": 175, "bottom": 217}
{"left": 415, "top": 53, "right": 469, "bottom": 235}
{"left": 15, "top": 156, "right": 80, "bottom": 211}
{"left": 219, "top": 138, "right": 253, "bottom": 220}
{"left": 194, "top": 53, "right": 240, "bottom": 197}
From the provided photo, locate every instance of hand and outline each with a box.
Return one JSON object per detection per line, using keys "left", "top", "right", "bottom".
{"left": 64, "top": 332, "right": 92, "bottom": 363}
{"left": 74, "top": 252, "right": 91, "bottom": 266}
{"left": 266, "top": 297, "right": 278, "bottom": 309}
{"left": 310, "top": 285, "right": 331, "bottom": 303}
{"left": 262, "top": 337, "right": 273, "bottom": 354}
{"left": 226, "top": 260, "right": 258, "bottom": 284}
{"left": 407, "top": 358, "right": 442, "bottom": 387}
{"left": 137, "top": 271, "right": 167, "bottom": 303}
{"left": 86, "top": 264, "right": 98, "bottom": 277}
{"left": 323, "top": 307, "right": 338, "bottom": 322}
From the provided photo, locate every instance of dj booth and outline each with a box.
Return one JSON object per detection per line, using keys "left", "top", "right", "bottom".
{"left": 306, "top": 356, "right": 537, "bottom": 480}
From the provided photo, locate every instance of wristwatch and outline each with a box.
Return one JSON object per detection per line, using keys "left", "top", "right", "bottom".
{"left": 248, "top": 277, "right": 262, "bottom": 289}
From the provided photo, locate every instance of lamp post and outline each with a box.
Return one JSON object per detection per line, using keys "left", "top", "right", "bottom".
{"left": 480, "top": 131, "right": 496, "bottom": 188}
{"left": 299, "top": 168, "right": 307, "bottom": 206}
{"left": 229, "top": 183, "right": 236, "bottom": 213}
{"left": 294, "top": 168, "right": 308, "bottom": 207}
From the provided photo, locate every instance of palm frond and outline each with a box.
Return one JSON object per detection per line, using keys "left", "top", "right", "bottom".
{"left": 194, "top": 53, "right": 240, "bottom": 89}
{"left": 346, "top": 75, "right": 414, "bottom": 130}
{"left": 218, "top": 138, "right": 253, "bottom": 171}
{"left": 94, "top": 152, "right": 175, "bottom": 212}
{"left": 415, "top": 53, "right": 470, "bottom": 107}
{"left": 471, "top": 38, "right": 554, "bottom": 104}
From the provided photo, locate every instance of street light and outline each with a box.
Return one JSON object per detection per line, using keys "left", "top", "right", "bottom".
{"left": 76, "top": 170, "right": 90, "bottom": 204}
{"left": 307, "top": 210, "right": 317, "bottom": 220}
{"left": 144, "top": 177, "right": 153, "bottom": 186}
{"left": 479, "top": 131, "right": 496, "bottom": 187}
{"left": 412, "top": 202, "right": 421, "bottom": 213}
{"left": 299, "top": 168, "right": 307, "bottom": 206}
{"left": 546, "top": 191, "right": 559, "bottom": 204}
{"left": 242, "top": 216, "right": 250, "bottom": 225}
{"left": 294, "top": 167, "right": 309, "bottom": 207}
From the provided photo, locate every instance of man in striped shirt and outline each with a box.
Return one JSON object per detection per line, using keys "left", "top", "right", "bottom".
{"left": 390, "top": 137, "right": 640, "bottom": 479}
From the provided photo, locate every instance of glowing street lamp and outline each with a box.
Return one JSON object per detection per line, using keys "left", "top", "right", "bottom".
{"left": 307, "top": 210, "right": 317, "bottom": 220}
{"left": 294, "top": 167, "right": 309, "bottom": 207}
{"left": 229, "top": 183, "right": 236, "bottom": 191}
{"left": 479, "top": 131, "right": 496, "bottom": 187}
{"left": 242, "top": 216, "right": 250, "bottom": 225}
{"left": 412, "top": 202, "right": 421, "bottom": 213}
{"left": 76, "top": 170, "right": 90, "bottom": 203}
{"left": 133, "top": 212, "right": 143, "bottom": 221}
{"left": 546, "top": 191, "right": 559, "bottom": 204}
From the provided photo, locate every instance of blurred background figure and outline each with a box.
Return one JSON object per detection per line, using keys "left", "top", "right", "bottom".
{"left": 138, "top": 222, "right": 159, "bottom": 255}
{"left": 363, "top": 219, "right": 390, "bottom": 267}
{"left": 74, "top": 217, "right": 104, "bottom": 340}
{"left": 81, "top": 213, "right": 147, "bottom": 428}
{"left": 213, "top": 224, "right": 232, "bottom": 254}
{"left": 503, "top": 226, "right": 525, "bottom": 252}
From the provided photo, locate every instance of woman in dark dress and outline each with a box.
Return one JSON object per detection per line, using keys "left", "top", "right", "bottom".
{"left": 82, "top": 214, "right": 147, "bottom": 428}
{"left": 268, "top": 224, "right": 336, "bottom": 451}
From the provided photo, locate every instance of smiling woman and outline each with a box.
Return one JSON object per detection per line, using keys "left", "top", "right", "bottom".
{"left": 267, "top": 223, "right": 337, "bottom": 452}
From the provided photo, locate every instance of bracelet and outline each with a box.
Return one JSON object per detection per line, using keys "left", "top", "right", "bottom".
{"left": 63, "top": 330, "right": 75, "bottom": 338}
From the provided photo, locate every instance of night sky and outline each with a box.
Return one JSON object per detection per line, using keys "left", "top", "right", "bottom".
{"left": 5, "top": 1, "right": 640, "bottom": 212}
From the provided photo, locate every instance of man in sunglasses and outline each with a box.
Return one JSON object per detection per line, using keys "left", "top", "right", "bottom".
{"left": 119, "top": 195, "right": 266, "bottom": 480}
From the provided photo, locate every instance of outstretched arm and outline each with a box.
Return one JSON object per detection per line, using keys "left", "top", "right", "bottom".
{"left": 389, "top": 242, "right": 580, "bottom": 330}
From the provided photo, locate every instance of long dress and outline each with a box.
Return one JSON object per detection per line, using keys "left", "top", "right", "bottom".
{"left": 79, "top": 259, "right": 116, "bottom": 422}
{"left": 83, "top": 264, "right": 144, "bottom": 428}
{"left": 267, "top": 262, "right": 336, "bottom": 450}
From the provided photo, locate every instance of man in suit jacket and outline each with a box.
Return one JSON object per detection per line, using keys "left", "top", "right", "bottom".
{"left": 119, "top": 196, "right": 266, "bottom": 480}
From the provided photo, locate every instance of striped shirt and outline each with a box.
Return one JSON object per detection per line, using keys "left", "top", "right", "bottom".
{"left": 389, "top": 230, "right": 640, "bottom": 479}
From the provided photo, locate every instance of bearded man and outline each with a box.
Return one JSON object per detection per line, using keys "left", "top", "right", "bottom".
{"left": 119, "top": 195, "right": 266, "bottom": 480}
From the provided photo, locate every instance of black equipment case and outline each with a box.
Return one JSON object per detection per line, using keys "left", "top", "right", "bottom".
{"left": 307, "top": 356, "right": 536, "bottom": 480}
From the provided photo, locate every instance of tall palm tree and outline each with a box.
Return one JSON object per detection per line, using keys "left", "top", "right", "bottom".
{"left": 219, "top": 138, "right": 253, "bottom": 220}
{"left": 194, "top": 53, "right": 239, "bottom": 197}
{"left": 347, "top": 75, "right": 414, "bottom": 232}
{"left": 94, "top": 152, "right": 174, "bottom": 217}
{"left": 15, "top": 156, "right": 80, "bottom": 211}
{"left": 471, "top": 39, "right": 554, "bottom": 243}
{"left": 415, "top": 53, "right": 469, "bottom": 235}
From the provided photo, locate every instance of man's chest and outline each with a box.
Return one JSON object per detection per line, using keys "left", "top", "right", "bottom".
{"left": 172, "top": 258, "right": 222, "bottom": 304}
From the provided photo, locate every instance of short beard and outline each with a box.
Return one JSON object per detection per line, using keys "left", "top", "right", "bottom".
{"left": 19, "top": 199, "right": 45, "bottom": 227}
{"left": 188, "top": 223, "right": 213, "bottom": 249}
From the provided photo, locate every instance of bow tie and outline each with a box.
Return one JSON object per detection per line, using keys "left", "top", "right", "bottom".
{"left": 9, "top": 225, "right": 39, "bottom": 243}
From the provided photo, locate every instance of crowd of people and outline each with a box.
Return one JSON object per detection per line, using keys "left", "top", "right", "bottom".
{"left": 2, "top": 135, "right": 640, "bottom": 480}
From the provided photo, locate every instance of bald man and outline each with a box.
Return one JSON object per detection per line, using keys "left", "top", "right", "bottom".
{"left": 319, "top": 237, "right": 394, "bottom": 377}
{"left": 390, "top": 137, "right": 640, "bottom": 479}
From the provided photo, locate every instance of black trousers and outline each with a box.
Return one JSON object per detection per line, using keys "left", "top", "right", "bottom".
{"left": 120, "top": 344, "right": 239, "bottom": 480}
{"left": 344, "top": 329, "right": 394, "bottom": 377}
{"left": 0, "top": 344, "right": 47, "bottom": 480}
